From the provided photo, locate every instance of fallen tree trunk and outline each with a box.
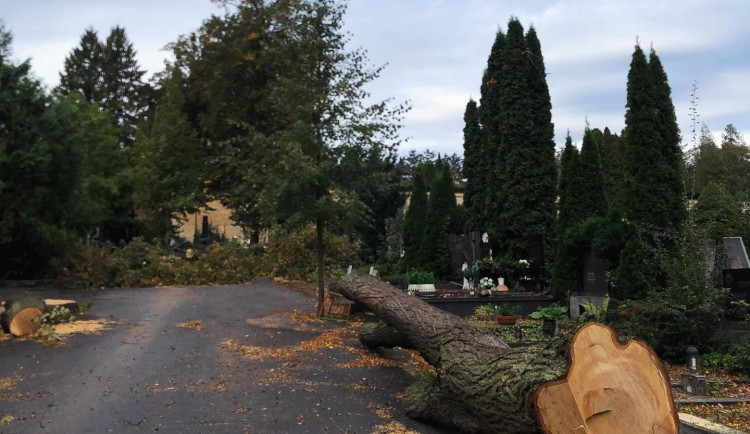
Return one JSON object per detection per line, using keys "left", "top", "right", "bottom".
{"left": 337, "top": 273, "right": 678, "bottom": 434}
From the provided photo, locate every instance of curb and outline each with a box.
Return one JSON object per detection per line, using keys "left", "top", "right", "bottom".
{"left": 679, "top": 413, "right": 747, "bottom": 434}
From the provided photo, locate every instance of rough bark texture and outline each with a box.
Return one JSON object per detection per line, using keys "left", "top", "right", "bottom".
{"left": 339, "top": 273, "right": 568, "bottom": 433}
{"left": 339, "top": 273, "right": 678, "bottom": 434}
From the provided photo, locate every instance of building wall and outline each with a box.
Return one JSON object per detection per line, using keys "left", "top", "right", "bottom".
{"left": 174, "top": 200, "right": 244, "bottom": 242}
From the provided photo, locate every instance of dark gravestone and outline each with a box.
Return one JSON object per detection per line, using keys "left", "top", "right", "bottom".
{"left": 723, "top": 268, "right": 750, "bottom": 295}
{"left": 582, "top": 253, "right": 608, "bottom": 295}
{"left": 449, "top": 234, "right": 466, "bottom": 279}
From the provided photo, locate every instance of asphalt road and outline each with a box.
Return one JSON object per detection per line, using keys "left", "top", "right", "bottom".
{"left": 0, "top": 280, "right": 448, "bottom": 433}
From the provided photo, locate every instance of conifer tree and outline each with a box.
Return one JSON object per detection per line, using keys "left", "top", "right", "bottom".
{"left": 56, "top": 28, "right": 102, "bottom": 103}
{"left": 491, "top": 20, "right": 557, "bottom": 272}
{"left": 402, "top": 167, "right": 429, "bottom": 269}
{"left": 475, "top": 30, "right": 505, "bottom": 233}
{"left": 599, "top": 127, "right": 626, "bottom": 211}
{"left": 551, "top": 135, "right": 582, "bottom": 298}
{"left": 419, "top": 160, "right": 457, "bottom": 277}
{"left": 100, "top": 26, "right": 150, "bottom": 148}
{"left": 462, "top": 99, "right": 482, "bottom": 231}
{"left": 614, "top": 44, "right": 686, "bottom": 299}
{"left": 579, "top": 127, "right": 608, "bottom": 216}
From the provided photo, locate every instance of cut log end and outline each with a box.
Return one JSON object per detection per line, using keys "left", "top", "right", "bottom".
{"left": 533, "top": 322, "right": 679, "bottom": 434}
{"left": 9, "top": 307, "right": 43, "bottom": 337}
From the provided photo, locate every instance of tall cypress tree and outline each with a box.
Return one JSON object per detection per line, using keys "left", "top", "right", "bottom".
{"left": 579, "top": 127, "right": 608, "bottom": 216}
{"left": 462, "top": 99, "right": 482, "bottom": 231}
{"left": 551, "top": 135, "right": 582, "bottom": 298}
{"left": 476, "top": 30, "right": 505, "bottom": 233}
{"left": 599, "top": 127, "right": 626, "bottom": 211}
{"left": 614, "top": 44, "right": 686, "bottom": 299}
{"left": 491, "top": 20, "right": 556, "bottom": 274}
{"left": 402, "top": 166, "right": 429, "bottom": 269}
{"left": 419, "top": 160, "right": 457, "bottom": 277}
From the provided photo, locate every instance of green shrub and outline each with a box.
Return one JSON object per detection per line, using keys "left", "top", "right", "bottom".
{"left": 702, "top": 341, "right": 750, "bottom": 375}
{"left": 69, "top": 238, "right": 261, "bottom": 288}
{"left": 529, "top": 303, "right": 568, "bottom": 320}
{"left": 407, "top": 270, "right": 435, "bottom": 284}
{"left": 259, "top": 224, "right": 360, "bottom": 281}
{"left": 614, "top": 224, "right": 729, "bottom": 361}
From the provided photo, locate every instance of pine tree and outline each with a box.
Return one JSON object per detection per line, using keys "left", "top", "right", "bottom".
{"left": 56, "top": 28, "right": 102, "bottom": 103}
{"left": 402, "top": 168, "right": 429, "bottom": 269}
{"left": 100, "top": 26, "right": 150, "bottom": 148}
{"left": 462, "top": 99, "right": 482, "bottom": 231}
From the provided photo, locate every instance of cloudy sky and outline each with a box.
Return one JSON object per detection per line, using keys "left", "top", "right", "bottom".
{"left": 3, "top": 0, "right": 749, "bottom": 156}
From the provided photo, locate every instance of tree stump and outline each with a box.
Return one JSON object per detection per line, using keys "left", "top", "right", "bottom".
{"left": 337, "top": 273, "right": 678, "bottom": 434}
{"left": 1, "top": 296, "right": 46, "bottom": 337}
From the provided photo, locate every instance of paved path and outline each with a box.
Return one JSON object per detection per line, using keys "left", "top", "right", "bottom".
{"left": 0, "top": 280, "right": 448, "bottom": 433}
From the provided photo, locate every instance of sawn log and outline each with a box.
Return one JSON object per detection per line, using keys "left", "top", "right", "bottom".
{"left": 337, "top": 272, "right": 678, "bottom": 434}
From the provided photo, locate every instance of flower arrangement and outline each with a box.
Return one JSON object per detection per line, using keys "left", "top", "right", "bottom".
{"left": 478, "top": 277, "right": 496, "bottom": 291}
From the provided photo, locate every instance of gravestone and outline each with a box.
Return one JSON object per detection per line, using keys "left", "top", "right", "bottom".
{"left": 568, "top": 295, "right": 608, "bottom": 320}
{"left": 723, "top": 268, "right": 750, "bottom": 295}
{"left": 582, "top": 253, "right": 608, "bottom": 295}
{"left": 723, "top": 237, "right": 750, "bottom": 269}
{"left": 449, "top": 234, "right": 466, "bottom": 279}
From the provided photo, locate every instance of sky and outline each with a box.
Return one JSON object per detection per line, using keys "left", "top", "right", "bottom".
{"left": 2, "top": 0, "right": 749, "bottom": 157}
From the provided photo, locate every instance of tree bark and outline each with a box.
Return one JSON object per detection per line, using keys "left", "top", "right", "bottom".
{"left": 338, "top": 273, "right": 678, "bottom": 434}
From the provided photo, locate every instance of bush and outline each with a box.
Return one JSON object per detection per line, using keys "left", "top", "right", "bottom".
{"left": 614, "top": 224, "right": 729, "bottom": 361}
{"left": 259, "top": 224, "right": 360, "bottom": 281}
{"left": 407, "top": 270, "right": 435, "bottom": 285}
{"left": 69, "top": 238, "right": 261, "bottom": 288}
{"left": 702, "top": 341, "right": 750, "bottom": 375}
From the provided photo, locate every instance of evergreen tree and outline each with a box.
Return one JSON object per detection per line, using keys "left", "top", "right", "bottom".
{"left": 614, "top": 44, "right": 686, "bottom": 299}
{"left": 56, "top": 28, "right": 102, "bottom": 103}
{"left": 491, "top": 20, "right": 557, "bottom": 274}
{"left": 551, "top": 135, "right": 582, "bottom": 298}
{"left": 402, "top": 168, "right": 429, "bottom": 269}
{"left": 599, "top": 127, "right": 626, "bottom": 211}
{"left": 578, "top": 127, "right": 608, "bottom": 216}
{"left": 100, "top": 26, "right": 150, "bottom": 148}
{"left": 419, "top": 160, "right": 457, "bottom": 277}
{"left": 462, "top": 99, "right": 482, "bottom": 230}
{"left": 475, "top": 29, "right": 505, "bottom": 232}
{"left": 132, "top": 67, "right": 206, "bottom": 239}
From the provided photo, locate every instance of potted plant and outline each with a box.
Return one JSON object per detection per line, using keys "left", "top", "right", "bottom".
{"left": 473, "top": 304, "right": 495, "bottom": 322}
{"left": 407, "top": 271, "right": 436, "bottom": 294}
{"left": 529, "top": 303, "right": 568, "bottom": 335}
{"left": 494, "top": 303, "right": 520, "bottom": 325}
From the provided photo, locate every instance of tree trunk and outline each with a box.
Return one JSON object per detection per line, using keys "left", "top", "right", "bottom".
{"left": 315, "top": 217, "right": 326, "bottom": 317}
{"left": 337, "top": 273, "right": 678, "bottom": 434}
